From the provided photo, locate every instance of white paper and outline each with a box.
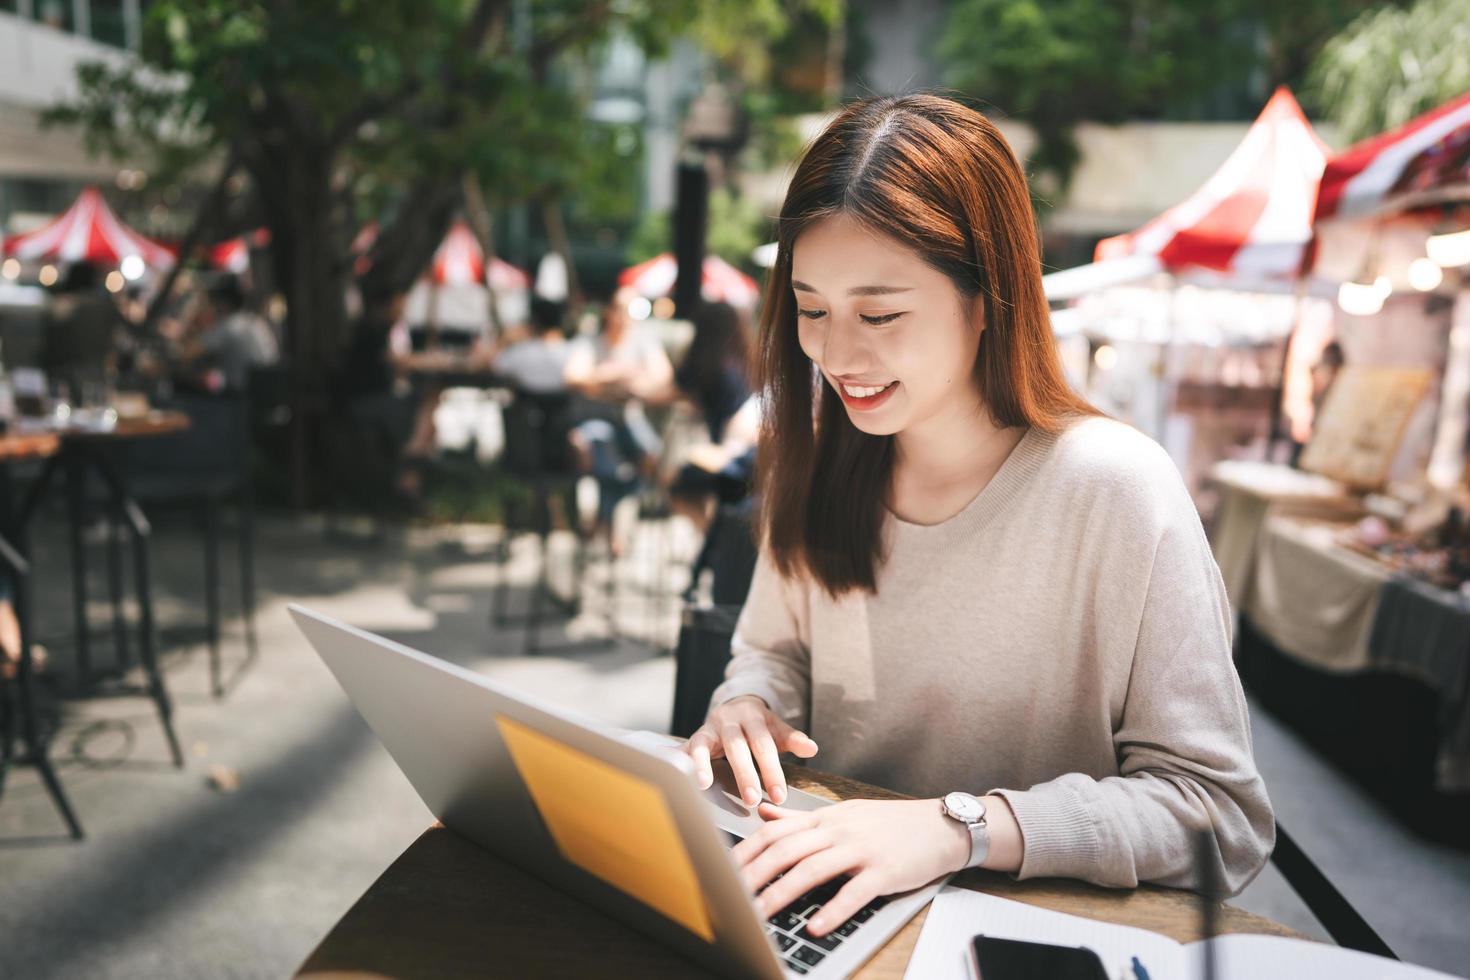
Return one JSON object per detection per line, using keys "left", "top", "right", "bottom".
{"left": 904, "top": 886, "right": 1184, "bottom": 979}
{"left": 1208, "top": 934, "right": 1465, "bottom": 980}
{"left": 903, "top": 886, "right": 1467, "bottom": 980}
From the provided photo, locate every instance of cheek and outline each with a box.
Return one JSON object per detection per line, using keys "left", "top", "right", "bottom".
{"left": 796, "top": 321, "right": 824, "bottom": 362}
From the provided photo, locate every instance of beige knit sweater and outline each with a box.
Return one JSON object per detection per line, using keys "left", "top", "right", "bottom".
{"left": 711, "top": 417, "right": 1274, "bottom": 895}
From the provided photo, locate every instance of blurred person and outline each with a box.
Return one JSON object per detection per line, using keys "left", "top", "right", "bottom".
{"left": 563, "top": 285, "right": 675, "bottom": 546}
{"left": 661, "top": 302, "right": 758, "bottom": 532}
{"left": 41, "top": 261, "right": 122, "bottom": 399}
{"left": 1310, "top": 340, "right": 1345, "bottom": 420}
{"left": 680, "top": 95, "right": 1273, "bottom": 936}
{"left": 176, "top": 276, "right": 280, "bottom": 392}
{"left": 489, "top": 297, "right": 573, "bottom": 394}
{"left": 1291, "top": 340, "right": 1345, "bottom": 467}
{"left": 672, "top": 300, "right": 753, "bottom": 442}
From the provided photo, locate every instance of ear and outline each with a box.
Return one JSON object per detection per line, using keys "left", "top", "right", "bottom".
{"left": 968, "top": 293, "right": 987, "bottom": 334}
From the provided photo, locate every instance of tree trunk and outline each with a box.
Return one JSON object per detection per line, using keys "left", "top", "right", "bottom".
{"left": 255, "top": 146, "right": 349, "bottom": 508}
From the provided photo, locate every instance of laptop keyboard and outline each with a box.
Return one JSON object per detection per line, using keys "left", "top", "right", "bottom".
{"left": 762, "top": 873, "right": 887, "bottom": 975}
{"left": 722, "top": 830, "right": 887, "bottom": 975}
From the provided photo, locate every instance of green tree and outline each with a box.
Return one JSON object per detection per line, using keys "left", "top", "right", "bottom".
{"left": 937, "top": 0, "right": 1396, "bottom": 193}
{"left": 1310, "top": 0, "right": 1470, "bottom": 143}
{"left": 44, "top": 0, "right": 762, "bottom": 503}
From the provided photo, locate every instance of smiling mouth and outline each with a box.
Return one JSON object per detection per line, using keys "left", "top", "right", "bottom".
{"left": 840, "top": 381, "right": 896, "bottom": 398}
{"left": 835, "top": 379, "right": 900, "bottom": 411}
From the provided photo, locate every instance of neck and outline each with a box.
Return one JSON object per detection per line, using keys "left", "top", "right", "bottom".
{"left": 892, "top": 387, "right": 1010, "bottom": 490}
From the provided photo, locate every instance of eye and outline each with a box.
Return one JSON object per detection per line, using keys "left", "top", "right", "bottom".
{"left": 796, "top": 308, "right": 827, "bottom": 321}
{"left": 860, "top": 312, "right": 904, "bottom": 326}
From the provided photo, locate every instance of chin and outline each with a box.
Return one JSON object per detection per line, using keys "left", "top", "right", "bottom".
{"left": 844, "top": 409, "right": 905, "bottom": 436}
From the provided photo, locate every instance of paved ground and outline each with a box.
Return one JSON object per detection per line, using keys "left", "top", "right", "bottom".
{"left": 0, "top": 511, "right": 1467, "bottom": 978}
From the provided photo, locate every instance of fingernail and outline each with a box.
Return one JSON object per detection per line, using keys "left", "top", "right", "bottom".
{"left": 771, "top": 786, "right": 785, "bottom": 804}
{"left": 743, "top": 789, "right": 759, "bottom": 805}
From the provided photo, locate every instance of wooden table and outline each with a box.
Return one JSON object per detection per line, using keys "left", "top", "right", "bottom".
{"left": 297, "top": 767, "right": 1300, "bottom": 979}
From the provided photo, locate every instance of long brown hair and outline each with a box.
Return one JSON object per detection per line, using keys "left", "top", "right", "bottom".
{"left": 758, "top": 93, "right": 1098, "bottom": 596}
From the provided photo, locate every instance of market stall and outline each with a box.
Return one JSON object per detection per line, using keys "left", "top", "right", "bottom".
{"left": 1219, "top": 93, "right": 1470, "bottom": 846}
{"left": 403, "top": 219, "right": 531, "bottom": 334}
{"left": 1042, "top": 88, "right": 1336, "bottom": 494}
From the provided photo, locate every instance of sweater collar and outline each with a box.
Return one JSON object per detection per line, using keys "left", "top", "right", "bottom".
{"left": 887, "top": 424, "right": 1055, "bottom": 540}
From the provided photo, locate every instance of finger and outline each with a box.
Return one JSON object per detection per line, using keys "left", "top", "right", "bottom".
{"left": 756, "top": 801, "right": 802, "bottom": 821}
{"left": 741, "top": 827, "right": 831, "bottom": 895}
{"left": 720, "top": 724, "right": 762, "bottom": 806}
{"left": 684, "top": 732, "right": 716, "bottom": 789}
{"left": 770, "top": 716, "right": 820, "bottom": 759}
{"left": 748, "top": 729, "right": 788, "bottom": 805}
{"left": 805, "top": 872, "right": 883, "bottom": 937}
{"left": 730, "top": 809, "right": 816, "bottom": 867}
{"left": 755, "top": 848, "right": 858, "bottom": 920}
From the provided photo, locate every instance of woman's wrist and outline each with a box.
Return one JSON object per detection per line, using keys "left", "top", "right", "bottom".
{"left": 978, "top": 793, "right": 1024, "bottom": 873}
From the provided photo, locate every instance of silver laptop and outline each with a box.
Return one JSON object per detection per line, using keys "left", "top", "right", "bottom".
{"left": 290, "top": 605, "right": 944, "bottom": 979}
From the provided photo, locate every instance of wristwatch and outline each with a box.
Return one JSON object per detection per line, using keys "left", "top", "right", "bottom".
{"left": 941, "top": 791, "right": 990, "bottom": 870}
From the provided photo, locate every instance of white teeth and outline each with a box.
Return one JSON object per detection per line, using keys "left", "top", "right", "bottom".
{"left": 842, "top": 382, "right": 893, "bottom": 398}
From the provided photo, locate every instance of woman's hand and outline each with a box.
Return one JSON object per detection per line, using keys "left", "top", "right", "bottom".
{"left": 733, "top": 799, "right": 971, "bottom": 937}
{"left": 683, "top": 695, "right": 819, "bottom": 806}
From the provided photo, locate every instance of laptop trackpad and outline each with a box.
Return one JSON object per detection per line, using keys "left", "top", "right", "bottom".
{"left": 704, "top": 760, "right": 830, "bottom": 838}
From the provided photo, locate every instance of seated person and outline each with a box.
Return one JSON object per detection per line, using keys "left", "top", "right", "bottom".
{"left": 563, "top": 286, "right": 675, "bottom": 544}
{"left": 490, "top": 297, "right": 573, "bottom": 395}
{"left": 41, "top": 261, "right": 122, "bottom": 397}
{"left": 175, "top": 276, "right": 280, "bottom": 393}
{"left": 682, "top": 94, "right": 1272, "bottom": 943}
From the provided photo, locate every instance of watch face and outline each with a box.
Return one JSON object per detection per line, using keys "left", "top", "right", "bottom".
{"left": 945, "top": 792, "right": 984, "bottom": 823}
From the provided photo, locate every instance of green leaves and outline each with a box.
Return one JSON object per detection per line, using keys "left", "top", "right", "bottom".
{"left": 1310, "top": 0, "right": 1470, "bottom": 143}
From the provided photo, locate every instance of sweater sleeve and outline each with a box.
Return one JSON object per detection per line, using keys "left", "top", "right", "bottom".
{"left": 708, "top": 549, "right": 813, "bottom": 730}
{"left": 992, "top": 474, "right": 1275, "bottom": 897}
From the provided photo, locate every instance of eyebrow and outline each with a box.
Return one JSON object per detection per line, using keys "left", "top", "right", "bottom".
{"left": 791, "top": 279, "right": 914, "bottom": 297}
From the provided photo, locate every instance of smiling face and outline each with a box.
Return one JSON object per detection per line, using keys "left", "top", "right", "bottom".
{"left": 791, "top": 211, "right": 985, "bottom": 437}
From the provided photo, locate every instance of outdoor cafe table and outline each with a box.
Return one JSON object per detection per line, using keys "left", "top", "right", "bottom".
{"left": 296, "top": 766, "right": 1300, "bottom": 979}
{"left": 13, "top": 410, "right": 192, "bottom": 766}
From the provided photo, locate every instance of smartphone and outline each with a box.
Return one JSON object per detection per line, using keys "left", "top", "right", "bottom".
{"left": 970, "top": 934, "right": 1112, "bottom": 979}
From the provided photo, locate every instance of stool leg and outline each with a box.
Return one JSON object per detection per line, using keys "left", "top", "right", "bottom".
{"left": 203, "top": 500, "right": 222, "bottom": 698}
{"left": 493, "top": 496, "right": 517, "bottom": 629}
{"left": 106, "top": 506, "right": 131, "bottom": 669}
{"left": 0, "top": 674, "right": 14, "bottom": 797}
{"left": 65, "top": 455, "right": 92, "bottom": 685}
{"left": 239, "top": 489, "right": 258, "bottom": 660}
{"left": 124, "top": 504, "right": 184, "bottom": 768}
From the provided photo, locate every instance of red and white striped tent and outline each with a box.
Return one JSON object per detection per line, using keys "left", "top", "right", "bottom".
{"left": 1092, "top": 87, "right": 1330, "bottom": 283}
{"left": 1314, "top": 92, "right": 1470, "bottom": 224}
{"left": 429, "top": 220, "right": 530, "bottom": 291}
{"left": 1, "top": 186, "right": 175, "bottom": 269}
{"left": 618, "top": 252, "right": 761, "bottom": 309}
{"left": 209, "top": 228, "right": 272, "bottom": 273}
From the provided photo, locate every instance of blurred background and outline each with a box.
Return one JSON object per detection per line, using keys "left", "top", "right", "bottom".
{"left": 0, "top": 1, "right": 1467, "bottom": 978}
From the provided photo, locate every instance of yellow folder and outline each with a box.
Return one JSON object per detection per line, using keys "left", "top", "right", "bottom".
{"left": 496, "top": 716, "right": 715, "bottom": 942}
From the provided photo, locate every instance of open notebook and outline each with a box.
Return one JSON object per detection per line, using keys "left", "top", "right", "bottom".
{"left": 904, "top": 886, "right": 1465, "bottom": 980}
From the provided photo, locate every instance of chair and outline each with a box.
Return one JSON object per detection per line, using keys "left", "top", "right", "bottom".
{"left": 1268, "top": 821, "right": 1397, "bottom": 958}
{"left": 113, "top": 394, "right": 257, "bottom": 697}
{"left": 668, "top": 501, "right": 760, "bottom": 737}
{"left": 492, "top": 389, "right": 597, "bottom": 656}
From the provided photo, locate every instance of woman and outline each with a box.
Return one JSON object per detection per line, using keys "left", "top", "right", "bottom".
{"left": 681, "top": 94, "right": 1273, "bottom": 939}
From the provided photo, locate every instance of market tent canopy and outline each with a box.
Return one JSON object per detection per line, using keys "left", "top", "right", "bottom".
{"left": 1, "top": 186, "right": 175, "bottom": 269}
{"left": 209, "top": 228, "right": 271, "bottom": 273}
{"left": 428, "top": 220, "right": 530, "bottom": 291}
{"left": 1094, "top": 87, "right": 1329, "bottom": 280}
{"left": 1314, "top": 92, "right": 1470, "bottom": 223}
{"left": 618, "top": 252, "right": 760, "bottom": 309}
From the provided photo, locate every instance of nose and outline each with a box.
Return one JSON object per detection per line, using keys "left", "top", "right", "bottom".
{"left": 817, "top": 316, "right": 873, "bottom": 378}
